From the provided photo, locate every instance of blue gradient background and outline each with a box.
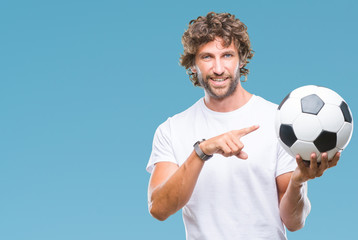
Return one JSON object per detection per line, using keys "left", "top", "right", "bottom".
{"left": 1, "top": 0, "right": 357, "bottom": 239}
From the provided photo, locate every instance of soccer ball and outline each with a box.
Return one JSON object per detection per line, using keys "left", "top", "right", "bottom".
{"left": 275, "top": 85, "right": 353, "bottom": 162}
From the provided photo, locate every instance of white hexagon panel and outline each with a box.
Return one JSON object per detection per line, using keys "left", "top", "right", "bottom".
{"left": 336, "top": 122, "right": 353, "bottom": 149}
{"left": 278, "top": 97, "right": 302, "bottom": 124}
{"left": 315, "top": 86, "right": 343, "bottom": 105}
{"left": 317, "top": 104, "right": 344, "bottom": 132}
{"left": 293, "top": 113, "right": 322, "bottom": 141}
{"left": 291, "top": 140, "right": 321, "bottom": 162}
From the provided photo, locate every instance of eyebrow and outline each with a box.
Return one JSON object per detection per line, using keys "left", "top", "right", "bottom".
{"left": 222, "top": 50, "right": 237, "bottom": 55}
{"left": 198, "top": 50, "right": 237, "bottom": 58}
{"left": 197, "top": 52, "right": 211, "bottom": 58}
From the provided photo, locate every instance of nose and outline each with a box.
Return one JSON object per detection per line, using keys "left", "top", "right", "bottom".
{"left": 213, "top": 58, "right": 224, "bottom": 76}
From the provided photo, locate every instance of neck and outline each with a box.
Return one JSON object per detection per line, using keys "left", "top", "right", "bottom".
{"left": 204, "top": 85, "right": 252, "bottom": 112}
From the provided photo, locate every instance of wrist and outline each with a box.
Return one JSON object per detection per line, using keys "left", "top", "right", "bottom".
{"left": 193, "top": 139, "right": 213, "bottom": 161}
{"left": 290, "top": 177, "right": 305, "bottom": 188}
{"left": 198, "top": 141, "right": 209, "bottom": 155}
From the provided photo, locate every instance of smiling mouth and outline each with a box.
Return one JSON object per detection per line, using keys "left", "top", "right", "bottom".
{"left": 210, "top": 77, "right": 228, "bottom": 82}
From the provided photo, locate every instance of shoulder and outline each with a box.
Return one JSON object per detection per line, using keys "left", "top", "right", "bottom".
{"left": 156, "top": 98, "right": 203, "bottom": 131}
{"left": 249, "top": 95, "right": 279, "bottom": 119}
{"left": 166, "top": 98, "right": 203, "bottom": 123}
{"left": 248, "top": 96, "right": 279, "bottom": 138}
{"left": 253, "top": 95, "right": 279, "bottom": 111}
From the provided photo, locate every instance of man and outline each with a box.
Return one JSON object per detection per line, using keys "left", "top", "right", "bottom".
{"left": 146, "top": 12, "right": 340, "bottom": 239}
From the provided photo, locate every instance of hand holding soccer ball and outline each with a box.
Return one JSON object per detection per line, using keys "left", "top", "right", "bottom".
{"left": 275, "top": 85, "right": 353, "bottom": 164}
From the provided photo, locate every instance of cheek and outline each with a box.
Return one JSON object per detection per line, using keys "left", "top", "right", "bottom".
{"left": 196, "top": 64, "right": 210, "bottom": 76}
{"left": 225, "top": 63, "right": 240, "bottom": 76}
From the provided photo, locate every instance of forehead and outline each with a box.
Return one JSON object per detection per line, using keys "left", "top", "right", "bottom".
{"left": 197, "top": 37, "right": 237, "bottom": 55}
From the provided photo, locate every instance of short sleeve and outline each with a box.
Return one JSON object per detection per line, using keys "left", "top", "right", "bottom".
{"left": 275, "top": 142, "right": 297, "bottom": 177}
{"left": 146, "top": 119, "right": 178, "bottom": 174}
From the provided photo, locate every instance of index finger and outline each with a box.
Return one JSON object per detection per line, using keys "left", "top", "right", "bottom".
{"left": 233, "top": 125, "right": 260, "bottom": 138}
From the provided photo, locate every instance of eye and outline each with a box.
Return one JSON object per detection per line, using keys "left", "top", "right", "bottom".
{"left": 224, "top": 53, "right": 233, "bottom": 58}
{"left": 202, "top": 55, "right": 211, "bottom": 60}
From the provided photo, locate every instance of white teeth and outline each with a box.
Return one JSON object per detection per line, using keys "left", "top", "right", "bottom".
{"left": 212, "top": 78, "right": 226, "bottom": 82}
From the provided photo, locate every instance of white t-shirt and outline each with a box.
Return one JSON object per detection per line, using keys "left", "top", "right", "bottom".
{"left": 147, "top": 95, "right": 297, "bottom": 240}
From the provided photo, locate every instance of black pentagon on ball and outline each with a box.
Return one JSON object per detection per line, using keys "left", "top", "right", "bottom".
{"left": 279, "top": 124, "right": 297, "bottom": 147}
{"left": 278, "top": 93, "right": 291, "bottom": 110}
{"left": 340, "top": 101, "right": 352, "bottom": 123}
{"left": 301, "top": 94, "right": 325, "bottom": 115}
{"left": 313, "top": 131, "right": 337, "bottom": 153}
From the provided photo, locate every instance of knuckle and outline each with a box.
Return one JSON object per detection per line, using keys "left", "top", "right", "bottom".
{"left": 218, "top": 138, "right": 226, "bottom": 145}
{"left": 308, "top": 172, "right": 316, "bottom": 178}
{"left": 232, "top": 147, "right": 239, "bottom": 153}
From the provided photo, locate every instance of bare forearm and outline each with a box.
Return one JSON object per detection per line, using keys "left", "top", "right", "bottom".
{"left": 149, "top": 151, "right": 204, "bottom": 220}
{"left": 148, "top": 126, "right": 259, "bottom": 221}
{"left": 279, "top": 180, "right": 311, "bottom": 232}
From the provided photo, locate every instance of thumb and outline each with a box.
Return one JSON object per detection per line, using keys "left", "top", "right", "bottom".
{"left": 236, "top": 151, "right": 248, "bottom": 160}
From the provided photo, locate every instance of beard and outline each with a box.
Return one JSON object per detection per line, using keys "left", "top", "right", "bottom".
{"left": 196, "top": 64, "right": 240, "bottom": 100}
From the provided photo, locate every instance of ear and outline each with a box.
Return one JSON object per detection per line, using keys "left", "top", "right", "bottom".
{"left": 239, "top": 59, "right": 244, "bottom": 68}
{"left": 191, "top": 66, "right": 197, "bottom": 73}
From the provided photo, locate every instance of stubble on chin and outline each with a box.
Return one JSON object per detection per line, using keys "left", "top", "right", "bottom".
{"left": 196, "top": 64, "right": 240, "bottom": 100}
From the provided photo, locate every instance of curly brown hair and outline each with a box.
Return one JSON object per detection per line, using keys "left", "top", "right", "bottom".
{"left": 180, "top": 12, "right": 254, "bottom": 86}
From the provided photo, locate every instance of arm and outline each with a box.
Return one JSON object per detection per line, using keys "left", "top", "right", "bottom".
{"left": 148, "top": 125, "right": 259, "bottom": 221}
{"left": 277, "top": 172, "right": 311, "bottom": 232}
{"left": 278, "top": 152, "right": 340, "bottom": 231}
{"left": 148, "top": 151, "right": 204, "bottom": 221}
